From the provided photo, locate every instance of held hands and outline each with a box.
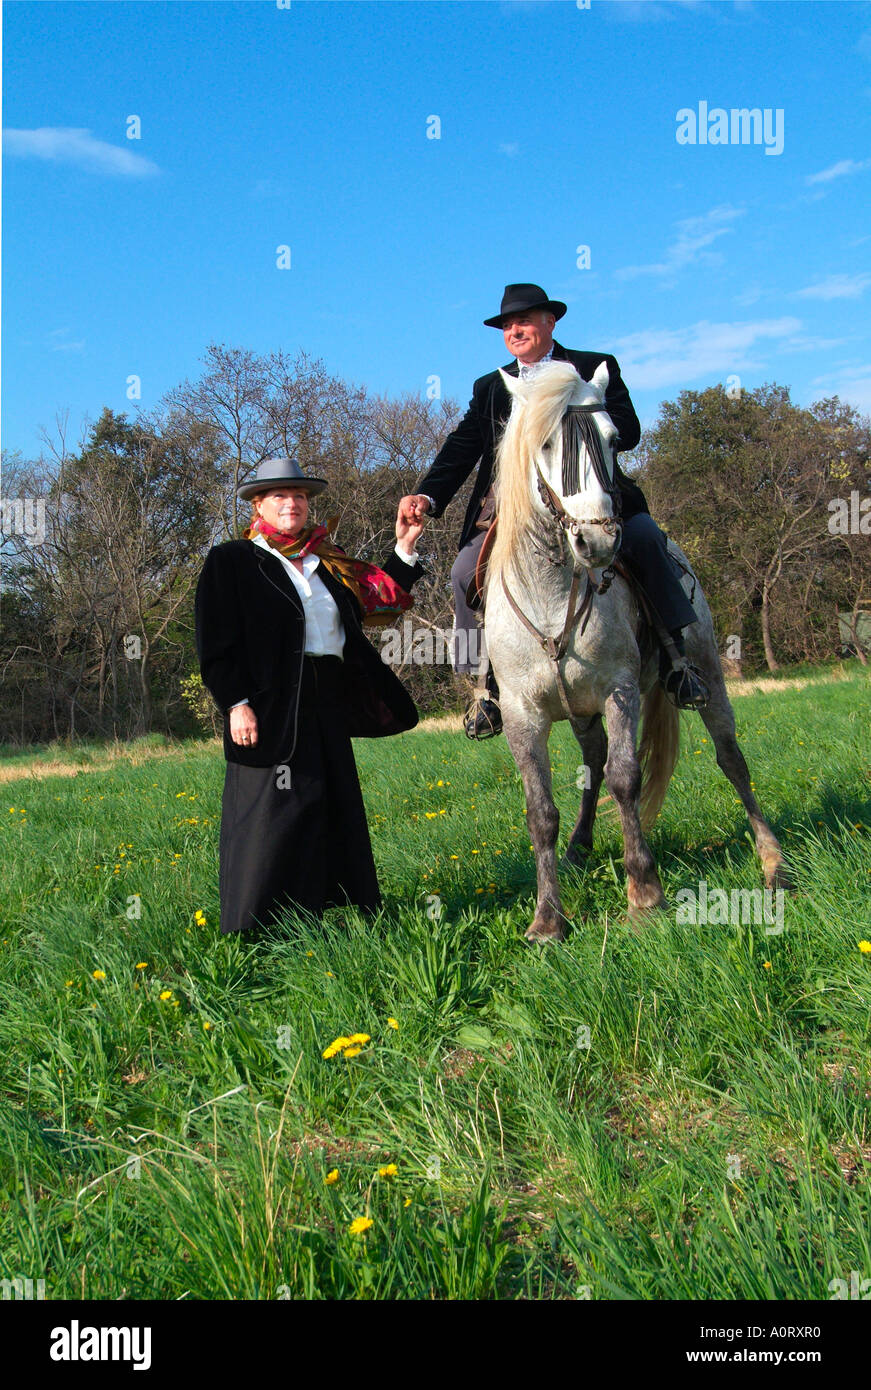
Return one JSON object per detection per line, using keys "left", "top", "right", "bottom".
{"left": 396, "top": 494, "right": 430, "bottom": 553}
{"left": 229, "top": 704, "right": 258, "bottom": 748}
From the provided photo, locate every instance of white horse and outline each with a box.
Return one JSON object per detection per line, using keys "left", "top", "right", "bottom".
{"left": 482, "top": 360, "right": 786, "bottom": 943}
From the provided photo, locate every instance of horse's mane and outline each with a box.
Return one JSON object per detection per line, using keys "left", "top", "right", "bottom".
{"left": 488, "top": 362, "right": 589, "bottom": 584}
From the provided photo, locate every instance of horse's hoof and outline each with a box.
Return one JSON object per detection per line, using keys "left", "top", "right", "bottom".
{"left": 626, "top": 900, "right": 667, "bottom": 926}
{"left": 765, "top": 863, "right": 794, "bottom": 893}
{"left": 560, "top": 847, "right": 589, "bottom": 872}
{"left": 626, "top": 881, "right": 666, "bottom": 917}
{"left": 524, "top": 919, "right": 567, "bottom": 945}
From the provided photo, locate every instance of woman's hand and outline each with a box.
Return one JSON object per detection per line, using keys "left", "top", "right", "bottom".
{"left": 229, "top": 704, "right": 259, "bottom": 748}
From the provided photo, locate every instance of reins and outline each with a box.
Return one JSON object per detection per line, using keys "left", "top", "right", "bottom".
{"left": 497, "top": 403, "right": 619, "bottom": 722}
{"left": 501, "top": 564, "right": 615, "bottom": 724}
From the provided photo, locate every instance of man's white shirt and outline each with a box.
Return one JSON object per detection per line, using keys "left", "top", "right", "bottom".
{"left": 517, "top": 346, "right": 554, "bottom": 380}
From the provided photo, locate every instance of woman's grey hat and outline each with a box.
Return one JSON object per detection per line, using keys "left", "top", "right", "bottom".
{"left": 236, "top": 456, "right": 328, "bottom": 501}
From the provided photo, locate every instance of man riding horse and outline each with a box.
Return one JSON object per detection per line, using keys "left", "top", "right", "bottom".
{"left": 396, "top": 283, "right": 710, "bottom": 736}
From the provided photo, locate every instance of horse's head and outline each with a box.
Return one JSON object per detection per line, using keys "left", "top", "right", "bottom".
{"left": 496, "top": 360, "right": 623, "bottom": 573}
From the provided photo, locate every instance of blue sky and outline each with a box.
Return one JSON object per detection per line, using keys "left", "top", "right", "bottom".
{"left": 3, "top": 0, "right": 871, "bottom": 466}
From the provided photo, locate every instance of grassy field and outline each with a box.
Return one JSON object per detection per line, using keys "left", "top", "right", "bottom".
{"left": 1, "top": 667, "right": 869, "bottom": 1300}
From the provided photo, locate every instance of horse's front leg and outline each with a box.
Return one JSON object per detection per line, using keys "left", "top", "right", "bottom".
{"left": 502, "top": 704, "right": 567, "bottom": 943}
{"left": 603, "top": 681, "right": 666, "bottom": 917}
{"left": 564, "top": 714, "right": 608, "bottom": 867}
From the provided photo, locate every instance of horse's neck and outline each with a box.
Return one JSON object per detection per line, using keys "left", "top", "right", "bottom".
{"left": 505, "top": 523, "right": 576, "bottom": 613}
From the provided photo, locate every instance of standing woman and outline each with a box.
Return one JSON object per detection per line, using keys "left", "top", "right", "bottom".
{"left": 195, "top": 457, "right": 424, "bottom": 935}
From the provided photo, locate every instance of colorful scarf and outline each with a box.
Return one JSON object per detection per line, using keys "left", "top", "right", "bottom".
{"left": 245, "top": 514, "right": 414, "bottom": 628}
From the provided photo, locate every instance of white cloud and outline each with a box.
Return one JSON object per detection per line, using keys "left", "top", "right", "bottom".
{"left": 795, "top": 273, "right": 871, "bottom": 301}
{"left": 3, "top": 128, "right": 159, "bottom": 176}
{"left": 811, "top": 364, "right": 871, "bottom": 414}
{"left": 805, "top": 157, "right": 871, "bottom": 185}
{"left": 613, "top": 316, "right": 802, "bottom": 390}
{"left": 48, "top": 328, "right": 85, "bottom": 353}
{"left": 615, "top": 204, "right": 744, "bottom": 281}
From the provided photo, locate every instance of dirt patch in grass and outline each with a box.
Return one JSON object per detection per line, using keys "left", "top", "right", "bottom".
{"left": 0, "top": 738, "right": 219, "bottom": 784}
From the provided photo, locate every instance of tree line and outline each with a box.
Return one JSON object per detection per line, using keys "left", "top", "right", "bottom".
{"left": 1, "top": 346, "right": 868, "bottom": 748}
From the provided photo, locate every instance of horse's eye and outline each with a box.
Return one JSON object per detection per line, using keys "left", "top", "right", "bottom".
{"left": 542, "top": 441, "right": 552, "bottom": 453}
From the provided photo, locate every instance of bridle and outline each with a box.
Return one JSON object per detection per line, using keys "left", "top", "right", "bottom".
{"left": 534, "top": 402, "right": 623, "bottom": 537}
{"left": 500, "top": 400, "right": 622, "bottom": 726}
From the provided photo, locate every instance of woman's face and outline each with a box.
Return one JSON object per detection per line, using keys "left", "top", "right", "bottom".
{"left": 255, "top": 487, "right": 310, "bottom": 536}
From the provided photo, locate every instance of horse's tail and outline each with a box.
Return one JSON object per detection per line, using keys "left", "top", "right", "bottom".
{"left": 637, "top": 683, "right": 680, "bottom": 831}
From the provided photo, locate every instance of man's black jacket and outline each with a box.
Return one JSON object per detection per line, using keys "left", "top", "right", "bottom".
{"left": 418, "top": 340, "right": 647, "bottom": 551}
{"left": 195, "top": 539, "right": 422, "bottom": 767}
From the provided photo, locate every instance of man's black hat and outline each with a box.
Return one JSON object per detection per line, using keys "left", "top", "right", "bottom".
{"left": 236, "top": 456, "right": 328, "bottom": 501}
{"left": 483, "top": 283, "right": 568, "bottom": 329}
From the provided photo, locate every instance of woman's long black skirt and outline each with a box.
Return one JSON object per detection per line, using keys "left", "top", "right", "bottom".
{"left": 218, "top": 655, "right": 381, "bottom": 934}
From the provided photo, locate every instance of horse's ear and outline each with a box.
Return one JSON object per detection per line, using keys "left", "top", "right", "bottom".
{"left": 591, "top": 360, "right": 610, "bottom": 397}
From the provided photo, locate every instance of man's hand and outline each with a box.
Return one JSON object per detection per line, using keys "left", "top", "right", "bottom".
{"left": 398, "top": 494, "right": 431, "bottom": 526}
{"left": 396, "top": 494, "right": 430, "bottom": 553}
{"left": 229, "top": 704, "right": 258, "bottom": 747}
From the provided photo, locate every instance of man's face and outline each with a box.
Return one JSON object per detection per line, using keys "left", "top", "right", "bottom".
{"left": 255, "top": 487, "right": 310, "bottom": 535}
{"left": 502, "top": 309, "right": 556, "bottom": 364}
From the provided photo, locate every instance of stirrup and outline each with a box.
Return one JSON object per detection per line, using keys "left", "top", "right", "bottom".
{"left": 463, "top": 693, "right": 503, "bottom": 740}
{"left": 663, "top": 661, "right": 710, "bottom": 710}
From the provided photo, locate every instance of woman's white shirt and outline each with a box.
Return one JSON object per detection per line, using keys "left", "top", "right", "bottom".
{"left": 252, "top": 533, "right": 345, "bottom": 657}
{"left": 229, "top": 534, "right": 416, "bottom": 711}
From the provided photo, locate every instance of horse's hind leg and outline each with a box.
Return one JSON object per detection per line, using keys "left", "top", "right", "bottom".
{"left": 564, "top": 715, "right": 607, "bottom": 867}
{"left": 696, "top": 675, "right": 787, "bottom": 890}
{"left": 502, "top": 706, "right": 568, "bottom": 944}
{"left": 603, "top": 682, "right": 666, "bottom": 916}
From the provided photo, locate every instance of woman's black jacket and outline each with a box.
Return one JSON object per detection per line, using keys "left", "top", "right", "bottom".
{"left": 194, "top": 538, "right": 423, "bottom": 767}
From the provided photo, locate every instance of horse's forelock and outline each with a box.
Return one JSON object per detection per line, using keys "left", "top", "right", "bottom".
{"left": 490, "top": 364, "right": 584, "bottom": 585}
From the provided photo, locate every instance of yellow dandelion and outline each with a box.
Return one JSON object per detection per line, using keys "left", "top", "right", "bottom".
{"left": 159, "top": 989, "right": 173, "bottom": 1001}
{"left": 387, "top": 1017, "right": 399, "bottom": 1030}
{"left": 346, "top": 1033, "right": 370, "bottom": 1046}
{"left": 325, "top": 1169, "right": 339, "bottom": 1185}
{"left": 203, "top": 1021, "right": 212, "bottom": 1030}
{"left": 859, "top": 941, "right": 871, "bottom": 955}
{"left": 763, "top": 961, "right": 772, "bottom": 970}
{"left": 92, "top": 969, "right": 106, "bottom": 981}
{"left": 349, "top": 1217, "right": 373, "bottom": 1236}
{"left": 135, "top": 962, "right": 148, "bottom": 971}
{"left": 343, "top": 1046, "right": 363, "bottom": 1058}
{"left": 323, "top": 1036, "right": 352, "bottom": 1059}
{"left": 65, "top": 980, "right": 74, "bottom": 987}
{"left": 378, "top": 1163, "right": 398, "bottom": 1178}
{"left": 404, "top": 1198, "right": 412, "bottom": 1208}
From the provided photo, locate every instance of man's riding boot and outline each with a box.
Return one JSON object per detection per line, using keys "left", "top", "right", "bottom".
{"left": 660, "top": 630, "right": 710, "bottom": 710}
{"left": 463, "top": 667, "right": 503, "bottom": 739}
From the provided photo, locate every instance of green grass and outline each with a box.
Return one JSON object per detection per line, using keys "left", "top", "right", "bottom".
{"left": 1, "top": 668, "right": 869, "bottom": 1299}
